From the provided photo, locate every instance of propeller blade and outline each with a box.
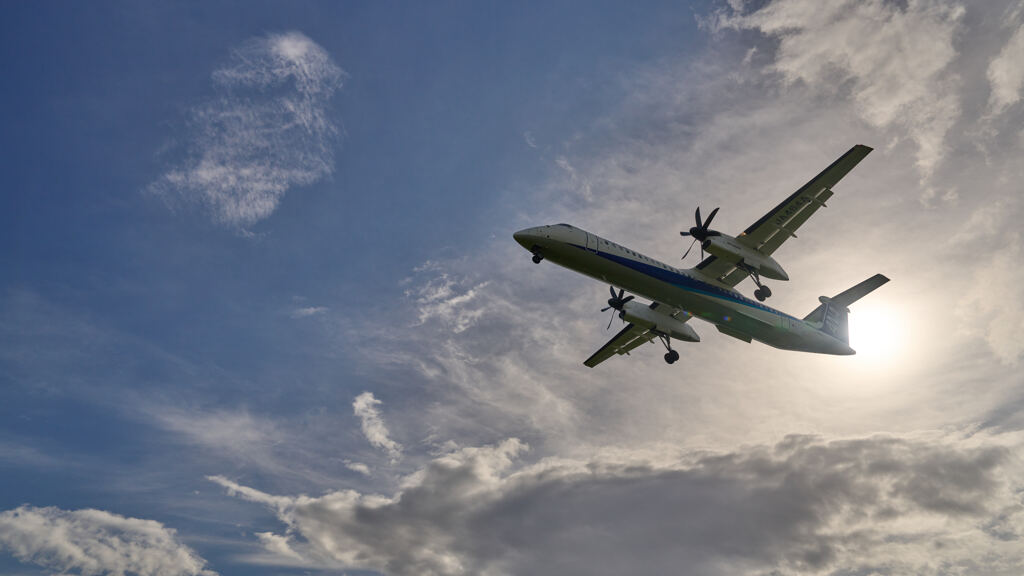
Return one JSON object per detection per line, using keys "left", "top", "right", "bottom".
{"left": 703, "top": 207, "right": 720, "bottom": 230}
{"left": 608, "top": 286, "right": 617, "bottom": 299}
{"left": 601, "top": 306, "right": 611, "bottom": 312}
{"left": 607, "top": 313, "right": 614, "bottom": 330}
{"left": 617, "top": 289, "right": 625, "bottom": 300}
{"left": 695, "top": 207, "right": 702, "bottom": 229}
{"left": 621, "top": 295, "right": 634, "bottom": 305}
{"left": 680, "top": 231, "right": 691, "bottom": 237}
{"left": 682, "top": 237, "right": 697, "bottom": 259}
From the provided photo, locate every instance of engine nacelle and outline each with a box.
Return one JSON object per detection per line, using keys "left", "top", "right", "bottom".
{"left": 702, "top": 235, "right": 789, "bottom": 281}
{"left": 620, "top": 301, "right": 700, "bottom": 342}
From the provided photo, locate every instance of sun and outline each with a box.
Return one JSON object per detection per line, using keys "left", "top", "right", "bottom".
{"left": 847, "top": 301, "right": 906, "bottom": 363}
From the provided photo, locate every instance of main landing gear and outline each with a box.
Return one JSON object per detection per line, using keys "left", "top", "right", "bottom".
{"left": 739, "top": 263, "right": 772, "bottom": 302}
{"left": 754, "top": 285, "right": 772, "bottom": 302}
{"left": 659, "top": 334, "right": 679, "bottom": 364}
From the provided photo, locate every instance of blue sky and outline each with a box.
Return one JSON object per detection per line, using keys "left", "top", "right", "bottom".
{"left": 4, "top": 1, "right": 1024, "bottom": 575}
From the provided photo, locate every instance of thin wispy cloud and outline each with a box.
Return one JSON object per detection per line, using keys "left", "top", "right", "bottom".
{"left": 407, "top": 271, "right": 490, "bottom": 334}
{"left": 155, "top": 409, "right": 284, "bottom": 470}
{"left": 0, "top": 438, "right": 60, "bottom": 468}
{"left": 555, "top": 155, "right": 593, "bottom": 201}
{"left": 290, "top": 305, "right": 328, "bottom": 319}
{"left": 0, "top": 505, "right": 216, "bottom": 576}
{"left": 987, "top": 24, "right": 1024, "bottom": 115}
{"left": 959, "top": 236, "right": 1024, "bottom": 365}
{"left": 149, "top": 31, "right": 344, "bottom": 229}
{"left": 712, "top": 0, "right": 965, "bottom": 195}
{"left": 352, "top": 392, "right": 402, "bottom": 461}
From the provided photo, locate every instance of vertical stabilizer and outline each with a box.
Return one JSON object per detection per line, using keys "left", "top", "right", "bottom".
{"left": 803, "top": 274, "right": 889, "bottom": 344}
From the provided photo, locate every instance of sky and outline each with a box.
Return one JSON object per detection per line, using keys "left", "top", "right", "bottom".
{"left": 2, "top": 0, "right": 1024, "bottom": 574}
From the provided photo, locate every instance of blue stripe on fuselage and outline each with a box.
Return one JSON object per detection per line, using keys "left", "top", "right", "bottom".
{"left": 568, "top": 243, "right": 799, "bottom": 321}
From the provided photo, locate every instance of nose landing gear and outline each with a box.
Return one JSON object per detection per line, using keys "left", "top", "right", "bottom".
{"left": 531, "top": 249, "right": 544, "bottom": 264}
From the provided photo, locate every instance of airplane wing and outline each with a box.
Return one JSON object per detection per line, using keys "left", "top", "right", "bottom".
{"left": 583, "top": 302, "right": 688, "bottom": 367}
{"left": 694, "top": 144, "right": 873, "bottom": 287}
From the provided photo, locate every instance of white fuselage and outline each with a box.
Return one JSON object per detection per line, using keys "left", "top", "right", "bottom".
{"left": 514, "top": 223, "right": 854, "bottom": 355}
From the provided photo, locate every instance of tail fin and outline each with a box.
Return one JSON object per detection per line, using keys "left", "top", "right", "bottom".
{"left": 803, "top": 274, "right": 889, "bottom": 343}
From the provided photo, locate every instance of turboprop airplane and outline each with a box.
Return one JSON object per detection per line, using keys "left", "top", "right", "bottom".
{"left": 513, "top": 144, "right": 889, "bottom": 367}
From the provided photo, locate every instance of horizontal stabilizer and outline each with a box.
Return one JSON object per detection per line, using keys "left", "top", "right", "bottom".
{"left": 829, "top": 273, "right": 890, "bottom": 308}
{"left": 803, "top": 273, "right": 890, "bottom": 344}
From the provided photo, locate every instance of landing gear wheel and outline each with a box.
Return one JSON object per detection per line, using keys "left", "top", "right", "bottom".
{"left": 761, "top": 286, "right": 772, "bottom": 298}
{"left": 657, "top": 334, "right": 679, "bottom": 364}
{"left": 532, "top": 253, "right": 543, "bottom": 264}
{"left": 754, "top": 288, "right": 766, "bottom": 302}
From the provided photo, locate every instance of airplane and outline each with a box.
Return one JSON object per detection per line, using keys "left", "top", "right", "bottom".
{"left": 513, "top": 144, "right": 889, "bottom": 367}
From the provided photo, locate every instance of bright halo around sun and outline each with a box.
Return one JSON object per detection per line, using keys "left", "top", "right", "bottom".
{"left": 847, "top": 301, "right": 906, "bottom": 364}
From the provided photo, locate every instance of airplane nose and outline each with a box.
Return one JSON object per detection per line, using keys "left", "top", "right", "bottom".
{"left": 513, "top": 228, "right": 534, "bottom": 249}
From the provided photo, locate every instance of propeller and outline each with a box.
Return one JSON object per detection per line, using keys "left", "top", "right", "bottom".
{"left": 600, "top": 286, "right": 635, "bottom": 329}
{"left": 679, "top": 206, "right": 721, "bottom": 260}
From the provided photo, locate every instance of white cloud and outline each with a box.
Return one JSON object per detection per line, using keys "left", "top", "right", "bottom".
{"left": 714, "top": 0, "right": 965, "bottom": 183}
{"left": 211, "top": 433, "right": 1024, "bottom": 576}
{"left": 0, "top": 505, "right": 216, "bottom": 576}
{"left": 353, "top": 392, "right": 402, "bottom": 461}
{"left": 959, "top": 234, "right": 1024, "bottom": 365}
{"left": 149, "top": 31, "right": 344, "bottom": 229}
{"left": 156, "top": 409, "right": 283, "bottom": 468}
{"left": 149, "top": 408, "right": 347, "bottom": 487}
{"left": 988, "top": 24, "right": 1024, "bottom": 114}
{"left": 345, "top": 460, "right": 372, "bottom": 476}
{"left": 406, "top": 271, "right": 490, "bottom": 334}
{"left": 290, "top": 306, "right": 328, "bottom": 319}
{"left": 555, "top": 155, "right": 593, "bottom": 200}
{"left": 255, "top": 532, "right": 303, "bottom": 561}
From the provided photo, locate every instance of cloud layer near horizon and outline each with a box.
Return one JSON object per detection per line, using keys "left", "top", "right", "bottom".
{"left": 212, "top": 432, "right": 1024, "bottom": 576}
{"left": 149, "top": 32, "right": 343, "bottom": 229}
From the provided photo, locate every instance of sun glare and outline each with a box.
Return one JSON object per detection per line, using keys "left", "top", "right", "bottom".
{"left": 847, "top": 302, "right": 906, "bottom": 364}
